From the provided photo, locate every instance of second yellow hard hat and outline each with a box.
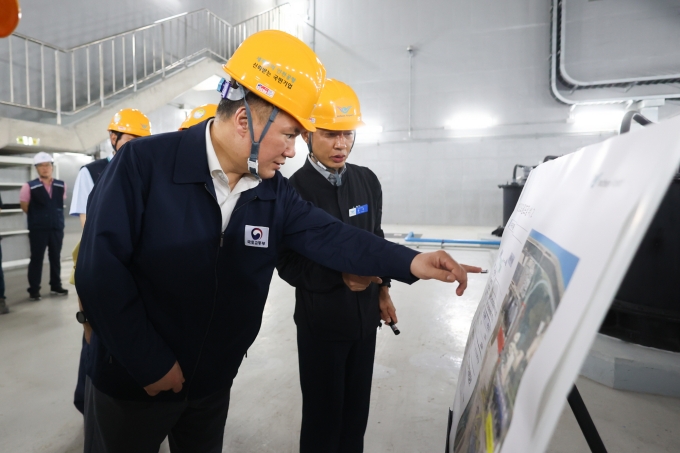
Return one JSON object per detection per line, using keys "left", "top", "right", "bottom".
{"left": 310, "top": 79, "right": 365, "bottom": 130}
{"left": 179, "top": 104, "right": 217, "bottom": 130}
{"left": 108, "top": 108, "right": 152, "bottom": 137}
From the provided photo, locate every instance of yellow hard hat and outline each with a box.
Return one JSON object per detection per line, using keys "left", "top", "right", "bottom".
{"left": 222, "top": 30, "right": 325, "bottom": 132}
{"left": 179, "top": 104, "right": 217, "bottom": 130}
{"left": 108, "top": 108, "right": 151, "bottom": 137}
{"left": 311, "top": 79, "right": 365, "bottom": 130}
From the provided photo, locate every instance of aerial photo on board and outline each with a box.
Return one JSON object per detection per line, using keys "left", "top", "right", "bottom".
{"left": 454, "top": 230, "right": 580, "bottom": 453}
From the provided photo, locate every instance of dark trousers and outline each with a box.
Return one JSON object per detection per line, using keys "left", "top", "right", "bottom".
{"left": 84, "top": 381, "right": 231, "bottom": 453}
{"left": 27, "top": 229, "right": 63, "bottom": 293}
{"left": 297, "top": 325, "right": 377, "bottom": 453}
{"left": 0, "top": 241, "right": 5, "bottom": 299}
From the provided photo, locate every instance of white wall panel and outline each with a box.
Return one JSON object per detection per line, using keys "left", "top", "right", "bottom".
{"left": 350, "top": 134, "right": 604, "bottom": 226}
{"left": 305, "top": 0, "right": 617, "bottom": 225}
{"left": 562, "top": 0, "right": 680, "bottom": 82}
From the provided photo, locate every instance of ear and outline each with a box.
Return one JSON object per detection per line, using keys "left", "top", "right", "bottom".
{"left": 301, "top": 131, "right": 310, "bottom": 144}
{"left": 233, "top": 107, "right": 250, "bottom": 139}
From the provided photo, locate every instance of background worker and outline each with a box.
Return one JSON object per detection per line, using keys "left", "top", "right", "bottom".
{"left": 69, "top": 108, "right": 151, "bottom": 226}
{"left": 19, "top": 152, "right": 68, "bottom": 301}
{"left": 76, "top": 30, "right": 471, "bottom": 453}
{"left": 179, "top": 104, "right": 217, "bottom": 131}
{"left": 69, "top": 108, "right": 151, "bottom": 416}
{"left": 0, "top": 192, "right": 6, "bottom": 315}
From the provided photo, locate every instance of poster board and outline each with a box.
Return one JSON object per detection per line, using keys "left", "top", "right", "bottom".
{"left": 448, "top": 116, "right": 680, "bottom": 453}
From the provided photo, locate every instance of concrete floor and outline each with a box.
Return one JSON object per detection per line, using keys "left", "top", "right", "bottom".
{"left": 0, "top": 226, "right": 679, "bottom": 452}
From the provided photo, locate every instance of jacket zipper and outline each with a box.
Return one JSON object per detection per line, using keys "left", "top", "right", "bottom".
{"left": 230, "top": 195, "right": 257, "bottom": 361}
{"left": 184, "top": 188, "right": 257, "bottom": 398}
{"left": 224, "top": 195, "right": 258, "bottom": 247}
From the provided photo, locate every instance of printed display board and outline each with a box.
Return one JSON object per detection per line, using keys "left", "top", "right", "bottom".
{"left": 448, "top": 116, "right": 680, "bottom": 453}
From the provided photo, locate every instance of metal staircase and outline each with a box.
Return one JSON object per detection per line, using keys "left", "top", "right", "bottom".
{"left": 0, "top": 4, "right": 304, "bottom": 125}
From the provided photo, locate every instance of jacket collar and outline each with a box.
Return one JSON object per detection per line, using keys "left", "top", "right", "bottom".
{"left": 173, "top": 120, "right": 276, "bottom": 200}
{"left": 250, "top": 174, "right": 277, "bottom": 201}
{"left": 173, "top": 120, "right": 211, "bottom": 184}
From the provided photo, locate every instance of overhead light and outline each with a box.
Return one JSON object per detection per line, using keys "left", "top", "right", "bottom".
{"left": 192, "top": 75, "right": 224, "bottom": 92}
{"left": 569, "top": 108, "right": 626, "bottom": 130}
{"left": 290, "top": 2, "right": 310, "bottom": 21}
{"left": 16, "top": 136, "right": 40, "bottom": 146}
{"left": 445, "top": 113, "right": 497, "bottom": 130}
{"left": 361, "top": 125, "right": 383, "bottom": 134}
{"left": 355, "top": 124, "right": 383, "bottom": 143}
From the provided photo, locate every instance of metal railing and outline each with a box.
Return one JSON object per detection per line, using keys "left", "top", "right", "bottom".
{"left": 0, "top": 4, "right": 303, "bottom": 124}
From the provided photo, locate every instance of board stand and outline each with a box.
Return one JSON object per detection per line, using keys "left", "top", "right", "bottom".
{"left": 568, "top": 385, "right": 608, "bottom": 453}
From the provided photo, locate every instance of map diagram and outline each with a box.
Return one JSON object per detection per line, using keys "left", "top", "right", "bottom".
{"left": 452, "top": 230, "right": 579, "bottom": 453}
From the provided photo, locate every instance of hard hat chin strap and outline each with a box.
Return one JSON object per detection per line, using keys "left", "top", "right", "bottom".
{"left": 243, "top": 90, "right": 279, "bottom": 178}
{"left": 217, "top": 78, "right": 279, "bottom": 178}
{"left": 110, "top": 131, "right": 124, "bottom": 153}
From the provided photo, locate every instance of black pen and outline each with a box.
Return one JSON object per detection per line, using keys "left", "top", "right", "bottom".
{"left": 388, "top": 321, "right": 400, "bottom": 335}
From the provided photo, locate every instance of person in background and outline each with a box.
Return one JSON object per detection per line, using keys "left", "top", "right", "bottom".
{"left": 179, "top": 104, "right": 217, "bottom": 131}
{"left": 19, "top": 152, "right": 67, "bottom": 301}
{"left": 0, "top": 192, "right": 7, "bottom": 315}
{"left": 69, "top": 108, "right": 151, "bottom": 226}
{"left": 69, "top": 108, "right": 151, "bottom": 416}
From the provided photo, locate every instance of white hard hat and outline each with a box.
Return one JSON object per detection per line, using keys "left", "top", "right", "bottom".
{"left": 33, "top": 152, "right": 53, "bottom": 165}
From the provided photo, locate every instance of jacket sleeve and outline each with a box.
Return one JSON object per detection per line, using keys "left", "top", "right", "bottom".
{"left": 75, "top": 144, "right": 177, "bottom": 388}
{"left": 371, "top": 175, "right": 391, "bottom": 288}
{"left": 280, "top": 178, "right": 419, "bottom": 283}
{"left": 276, "top": 247, "right": 345, "bottom": 293}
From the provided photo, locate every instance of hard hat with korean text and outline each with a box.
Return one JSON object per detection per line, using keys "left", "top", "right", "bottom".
{"left": 222, "top": 30, "right": 326, "bottom": 132}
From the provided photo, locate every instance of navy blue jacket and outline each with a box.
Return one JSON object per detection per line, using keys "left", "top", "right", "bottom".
{"left": 26, "top": 178, "right": 65, "bottom": 231}
{"left": 75, "top": 121, "right": 419, "bottom": 402}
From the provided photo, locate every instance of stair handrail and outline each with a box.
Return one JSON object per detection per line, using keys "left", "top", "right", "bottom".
{"left": 0, "top": 4, "right": 299, "bottom": 125}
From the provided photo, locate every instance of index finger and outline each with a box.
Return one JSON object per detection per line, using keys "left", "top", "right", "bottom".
{"left": 370, "top": 276, "right": 383, "bottom": 285}
{"left": 462, "top": 264, "right": 483, "bottom": 273}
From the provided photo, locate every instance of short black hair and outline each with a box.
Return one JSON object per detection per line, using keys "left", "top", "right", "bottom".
{"left": 215, "top": 91, "right": 275, "bottom": 124}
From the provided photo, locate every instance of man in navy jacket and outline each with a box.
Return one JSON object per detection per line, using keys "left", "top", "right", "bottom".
{"left": 76, "top": 31, "right": 471, "bottom": 453}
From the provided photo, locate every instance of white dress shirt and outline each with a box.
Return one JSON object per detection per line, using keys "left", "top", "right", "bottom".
{"left": 69, "top": 156, "right": 112, "bottom": 216}
{"left": 205, "top": 119, "right": 260, "bottom": 231}
{"left": 69, "top": 167, "right": 95, "bottom": 216}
